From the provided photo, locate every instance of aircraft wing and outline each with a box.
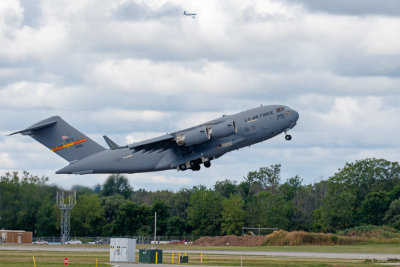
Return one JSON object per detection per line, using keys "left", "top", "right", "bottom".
{"left": 171, "top": 117, "right": 226, "bottom": 135}
{"left": 128, "top": 134, "right": 175, "bottom": 152}
{"left": 127, "top": 116, "right": 230, "bottom": 153}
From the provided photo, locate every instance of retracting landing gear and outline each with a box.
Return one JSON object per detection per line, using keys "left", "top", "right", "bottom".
{"left": 178, "top": 158, "right": 212, "bottom": 172}
{"left": 191, "top": 164, "right": 201, "bottom": 171}
{"left": 203, "top": 161, "right": 211, "bottom": 168}
{"left": 179, "top": 164, "right": 187, "bottom": 171}
{"left": 284, "top": 129, "right": 292, "bottom": 141}
{"left": 190, "top": 159, "right": 202, "bottom": 171}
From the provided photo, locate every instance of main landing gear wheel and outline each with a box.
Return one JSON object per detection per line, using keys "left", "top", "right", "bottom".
{"left": 191, "top": 164, "right": 201, "bottom": 171}
{"left": 190, "top": 159, "right": 202, "bottom": 171}
{"left": 204, "top": 161, "right": 211, "bottom": 168}
{"left": 285, "top": 134, "right": 292, "bottom": 141}
{"left": 189, "top": 160, "right": 197, "bottom": 168}
{"left": 179, "top": 164, "right": 187, "bottom": 171}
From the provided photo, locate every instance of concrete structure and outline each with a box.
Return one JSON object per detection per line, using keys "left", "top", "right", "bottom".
{"left": 0, "top": 230, "right": 32, "bottom": 244}
{"left": 110, "top": 238, "right": 136, "bottom": 263}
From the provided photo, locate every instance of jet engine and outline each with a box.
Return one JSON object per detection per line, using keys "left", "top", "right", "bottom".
{"left": 210, "top": 120, "right": 237, "bottom": 138}
{"left": 176, "top": 126, "right": 211, "bottom": 146}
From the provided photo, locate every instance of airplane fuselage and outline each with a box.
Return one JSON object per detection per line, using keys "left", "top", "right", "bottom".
{"left": 55, "top": 105, "right": 299, "bottom": 174}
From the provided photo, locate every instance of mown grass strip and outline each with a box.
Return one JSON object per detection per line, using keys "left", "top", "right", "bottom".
{"left": 137, "top": 243, "right": 400, "bottom": 254}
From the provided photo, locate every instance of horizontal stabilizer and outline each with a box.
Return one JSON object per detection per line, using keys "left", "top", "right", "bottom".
{"left": 103, "top": 135, "right": 120, "bottom": 149}
{"left": 9, "top": 120, "right": 57, "bottom": 136}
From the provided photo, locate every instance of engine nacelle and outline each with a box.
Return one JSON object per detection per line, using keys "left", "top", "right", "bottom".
{"left": 210, "top": 120, "right": 237, "bottom": 138}
{"left": 176, "top": 126, "right": 211, "bottom": 146}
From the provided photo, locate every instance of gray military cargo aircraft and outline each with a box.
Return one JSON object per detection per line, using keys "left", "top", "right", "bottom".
{"left": 10, "top": 105, "right": 299, "bottom": 174}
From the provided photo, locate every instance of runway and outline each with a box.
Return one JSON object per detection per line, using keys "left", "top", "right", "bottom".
{"left": 1, "top": 245, "right": 400, "bottom": 260}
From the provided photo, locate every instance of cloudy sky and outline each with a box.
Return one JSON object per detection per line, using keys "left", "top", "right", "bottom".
{"left": 1, "top": 0, "right": 399, "bottom": 191}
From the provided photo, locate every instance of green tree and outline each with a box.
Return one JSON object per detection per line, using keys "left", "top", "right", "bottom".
{"left": 35, "top": 201, "right": 58, "bottom": 236}
{"left": 245, "top": 164, "right": 281, "bottom": 195}
{"left": 188, "top": 189, "right": 222, "bottom": 236}
{"left": 221, "top": 194, "right": 245, "bottom": 235}
{"left": 280, "top": 175, "right": 304, "bottom": 231}
{"left": 237, "top": 181, "right": 251, "bottom": 200}
{"left": 383, "top": 198, "right": 400, "bottom": 230}
{"left": 170, "top": 188, "right": 193, "bottom": 221}
{"left": 100, "top": 194, "right": 126, "bottom": 236}
{"left": 71, "top": 194, "right": 104, "bottom": 236}
{"left": 246, "top": 191, "right": 289, "bottom": 229}
{"left": 112, "top": 201, "right": 152, "bottom": 235}
{"left": 152, "top": 200, "right": 170, "bottom": 236}
{"left": 389, "top": 185, "right": 400, "bottom": 201}
{"left": 313, "top": 158, "right": 400, "bottom": 232}
{"left": 72, "top": 185, "right": 94, "bottom": 196}
{"left": 357, "top": 191, "right": 390, "bottom": 225}
{"left": 0, "top": 172, "right": 54, "bottom": 234}
{"left": 329, "top": 158, "right": 400, "bottom": 206}
{"left": 214, "top": 179, "right": 238, "bottom": 198}
{"left": 280, "top": 175, "right": 303, "bottom": 201}
{"left": 102, "top": 174, "right": 133, "bottom": 199}
{"left": 318, "top": 191, "right": 356, "bottom": 232}
{"left": 291, "top": 181, "right": 328, "bottom": 231}
{"left": 166, "top": 216, "right": 188, "bottom": 236}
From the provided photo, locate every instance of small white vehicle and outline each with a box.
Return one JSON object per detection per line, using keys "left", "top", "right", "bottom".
{"left": 65, "top": 240, "right": 82, "bottom": 244}
{"left": 33, "top": 240, "right": 48, "bottom": 245}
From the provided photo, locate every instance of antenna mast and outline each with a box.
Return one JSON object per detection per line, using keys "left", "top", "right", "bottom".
{"left": 56, "top": 191, "right": 76, "bottom": 244}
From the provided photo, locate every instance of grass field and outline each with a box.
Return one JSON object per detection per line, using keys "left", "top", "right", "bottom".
{"left": 137, "top": 243, "right": 400, "bottom": 254}
{"left": 0, "top": 249, "right": 109, "bottom": 267}
{"left": 1, "top": 248, "right": 397, "bottom": 267}
{"left": 2, "top": 243, "right": 400, "bottom": 266}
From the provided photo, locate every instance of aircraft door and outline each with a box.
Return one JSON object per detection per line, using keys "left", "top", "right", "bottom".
{"left": 267, "top": 115, "right": 276, "bottom": 134}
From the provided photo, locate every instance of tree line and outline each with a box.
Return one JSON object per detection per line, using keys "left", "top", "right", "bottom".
{"left": 1, "top": 158, "right": 400, "bottom": 237}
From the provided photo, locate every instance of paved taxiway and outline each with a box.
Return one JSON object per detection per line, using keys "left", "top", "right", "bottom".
{"left": 1, "top": 245, "right": 400, "bottom": 260}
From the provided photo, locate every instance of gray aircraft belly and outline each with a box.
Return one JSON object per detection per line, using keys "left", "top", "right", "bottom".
{"left": 57, "top": 147, "right": 177, "bottom": 174}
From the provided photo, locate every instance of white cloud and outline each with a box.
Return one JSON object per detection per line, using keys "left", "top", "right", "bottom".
{"left": 0, "top": 1, "right": 24, "bottom": 29}
{"left": 89, "top": 108, "right": 171, "bottom": 123}
{"left": 0, "top": 153, "right": 16, "bottom": 169}
{"left": 363, "top": 17, "right": 400, "bottom": 56}
{"left": 0, "top": 0, "right": 400, "bottom": 190}
{"left": 88, "top": 59, "right": 249, "bottom": 97}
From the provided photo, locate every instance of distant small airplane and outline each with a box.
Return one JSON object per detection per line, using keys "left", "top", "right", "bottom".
{"left": 10, "top": 105, "right": 299, "bottom": 174}
{"left": 183, "top": 10, "right": 196, "bottom": 18}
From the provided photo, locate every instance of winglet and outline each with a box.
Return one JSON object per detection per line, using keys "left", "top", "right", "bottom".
{"left": 103, "top": 135, "right": 120, "bottom": 149}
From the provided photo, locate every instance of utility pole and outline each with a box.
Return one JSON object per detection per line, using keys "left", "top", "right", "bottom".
{"left": 56, "top": 191, "right": 76, "bottom": 244}
{"left": 154, "top": 212, "right": 157, "bottom": 243}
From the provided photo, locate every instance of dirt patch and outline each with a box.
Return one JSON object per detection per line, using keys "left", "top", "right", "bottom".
{"left": 193, "top": 230, "right": 358, "bottom": 246}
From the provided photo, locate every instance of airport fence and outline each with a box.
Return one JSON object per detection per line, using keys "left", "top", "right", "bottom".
{"left": 32, "top": 235, "right": 198, "bottom": 245}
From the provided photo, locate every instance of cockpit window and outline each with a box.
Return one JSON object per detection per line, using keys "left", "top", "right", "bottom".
{"left": 276, "top": 107, "right": 285, "bottom": 113}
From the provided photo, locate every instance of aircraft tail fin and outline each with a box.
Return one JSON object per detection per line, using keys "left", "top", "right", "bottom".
{"left": 10, "top": 116, "right": 105, "bottom": 162}
{"left": 103, "top": 135, "right": 120, "bottom": 149}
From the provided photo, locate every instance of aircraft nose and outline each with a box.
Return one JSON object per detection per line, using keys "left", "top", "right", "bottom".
{"left": 287, "top": 108, "right": 299, "bottom": 129}
{"left": 292, "top": 109, "right": 299, "bottom": 122}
